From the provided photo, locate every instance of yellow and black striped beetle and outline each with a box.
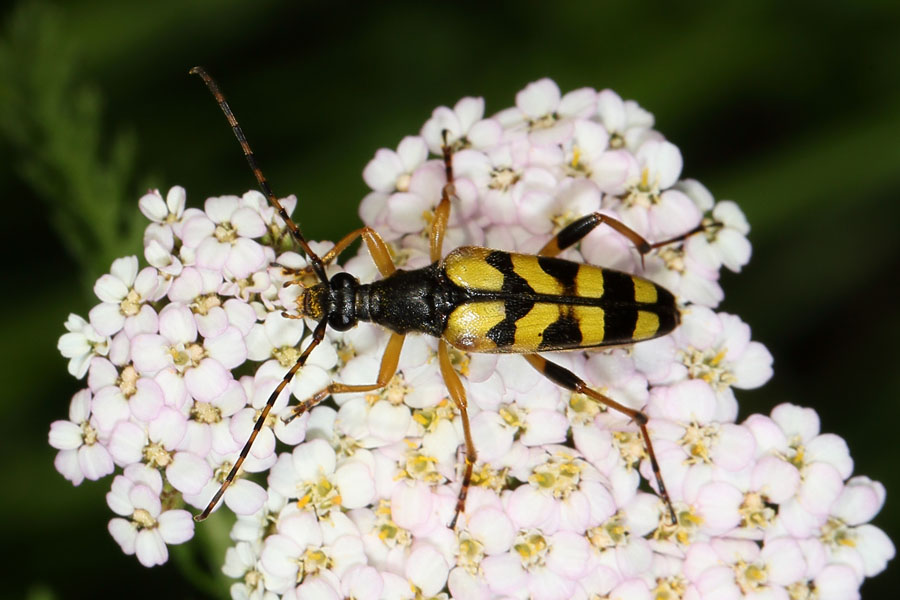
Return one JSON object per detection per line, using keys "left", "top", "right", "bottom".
{"left": 190, "top": 67, "right": 711, "bottom": 527}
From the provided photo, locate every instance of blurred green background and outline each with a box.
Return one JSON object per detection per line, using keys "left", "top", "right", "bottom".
{"left": 2, "top": 1, "right": 897, "bottom": 598}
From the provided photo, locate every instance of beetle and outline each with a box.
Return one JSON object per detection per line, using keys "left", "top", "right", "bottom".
{"left": 189, "top": 67, "right": 711, "bottom": 526}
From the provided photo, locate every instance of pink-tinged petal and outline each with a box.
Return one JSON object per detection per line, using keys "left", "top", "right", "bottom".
{"left": 406, "top": 543, "right": 449, "bottom": 596}
{"left": 78, "top": 443, "right": 114, "bottom": 480}
{"left": 520, "top": 409, "right": 568, "bottom": 446}
{"left": 743, "top": 414, "right": 787, "bottom": 454}
{"left": 517, "top": 78, "right": 560, "bottom": 118}
{"left": 231, "top": 206, "right": 266, "bottom": 238}
{"left": 148, "top": 406, "right": 187, "bottom": 449}
{"left": 180, "top": 214, "right": 215, "bottom": 248}
{"left": 717, "top": 228, "right": 753, "bottom": 272}
{"left": 195, "top": 306, "right": 227, "bottom": 339}
{"left": 264, "top": 311, "right": 304, "bottom": 348}
{"left": 396, "top": 136, "right": 428, "bottom": 172}
{"left": 387, "top": 192, "right": 430, "bottom": 233}
{"left": 108, "top": 518, "right": 138, "bottom": 554}
{"left": 711, "top": 424, "right": 756, "bottom": 471}
{"left": 797, "top": 462, "right": 844, "bottom": 515}
{"left": 690, "top": 565, "right": 741, "bottom": 600}
{"left": 653, "top": 190, "right": 701, "bottom": 238}
{"left": 341, "top": 565, "right": 384, "bottom": 600}
{"left": 91, "top": 387, "right": 131, "bottom": 435}
{"left": 158, "top": 304, "right": 197, "bottom": 344}
{"left": 195, "top": 237, "right": 228, "bottom": 272}
{"left": 761, "top": 537, "right": 806, "bottom": 585}
{"left": 482, "top": 553, "right": 527, "bottom": 595}
{"left": 184, "top": 358, "right": 230, "bottom": 403}
{"left": 637, "top": 139, "right": 682, "bottom": 189}
{"left": 547, "top": 530, "right": 590, "bottom": 579}
{"left": 805, "top": 433, "right": 853, "bottom": 479}
{"left": 391, "top": 481, "right": 433, "bottom": 530}
{"left": 732, "top": 342, "right": 774, "bottom": 389}
{"left": 167, "top": 267, "right": 203, "bottom": 303}
{"left": 225, "top": 237, "right": 266, "bottom": 279}
{"left": 54, "top": 450, "right": 82, "bottom": 485}
{"left": 109, "top": 421, "right": 147, "bottom": 465}
{"left": 135, "top": 529, "right": 168, "bottom": 567}
{"left": 94, "top": 273, "right": 129, "bottom": 304}
{"left": 260, "top": 533, "right": 301, "bottom": 579}
{"left": 506, "top": 485, "right": 553, "bottom": 529}
{"left": 447, "top": 568, "right": 491, "bottom": 600}
{"left": 752, "top": 455, "right": 800, "bottom": 503}
{"left": 854, "top": 524, "right": 895, "bottom": 577}
{"left": 815, "top": 564, "right": 861, "bottom": 600}
{"left": 129, "top": 483, "right": 163, "bottom": 517}
{"left": 157, "top": 509, "right": 195, "bottom": 545}
{"left": 468, "top": 506, "right": 515, "bottom": 554}
{"left": 292, "top": 439, "right": 336, "bottom": 480}
{"left": 166, "top": 451, "right": 212, "bottom": 496}
{"left": 295, "top": 578, "right": 341, "bottom": 600}
{"left": 223, "top": 478, "right": 268, "bottom": 515}
{"left": 204, "top": 326, "right": 246, "bottom": 370}
{"left": 695, "top": 481, "right": 743, "bottom": 534}
{"left": 124, "top": 304, "right": 158, "bottom": 338}
{"left": 204, "top": 195, "right": 239, "bottom": 223}
{"left": 89, "top": 302, "right": 126, "bottom": 336}
{"left": 363, "top": 149, "right": 404, "bottom": 192}
{"left": 334, "top": 461, "right": 376, "bottom": 509}
{"left": 771, "top": 404, "right": 819, "bottom": 442}
{"left": 833, "top": 477, "right": 885, "bottom": 525}
{"left": 529, "top": 567, "right": 575, "bottom": 600}
{"left": 130, "top": 377, "right": 164, "bottom": 422}
{"left": 367, "top": 401, "right": 411, "bottom": 443}
{"left": 470, "top": 411, "right": 513, "bottom": 462}
{"left": 139, "top": 191, "right": 168, "bottom": 221}
{"left": 224, "top": 298, "right": 257, "bottom": 335}
{"left": 49, "top": 421, "right": 83, "bottom": 450}
{"left": 591, "top": 150, "right": 635, "bottom": 194}
{"left": 559, "top": 87, "right": 597, "bottom": 119}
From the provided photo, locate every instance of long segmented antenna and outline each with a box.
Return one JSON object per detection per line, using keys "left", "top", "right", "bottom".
{"left": 189, "top": 66, "right": 331, "bottom": 521}
{"left": 189, "top": 66, "right": 329, "bottom": 284}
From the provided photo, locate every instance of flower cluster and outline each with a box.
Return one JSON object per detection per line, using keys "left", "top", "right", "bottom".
{"left": 53, "top": 79, "right": 892, "bottom": 597}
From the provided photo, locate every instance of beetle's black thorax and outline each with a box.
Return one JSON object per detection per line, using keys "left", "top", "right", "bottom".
{"left": 353, "top": 262, "right": 465, "bottom": 337}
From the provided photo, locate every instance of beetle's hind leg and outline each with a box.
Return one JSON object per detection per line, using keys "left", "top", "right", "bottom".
{"left": 538, "top": 212, "right": 708, "bottom": 265}
{"left": 523, "top": 353, "right": 678, "bottom": 525}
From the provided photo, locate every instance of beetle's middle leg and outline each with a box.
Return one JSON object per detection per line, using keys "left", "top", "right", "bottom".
{"left": 438, "top": 339, "right": 477, "bottom": 529}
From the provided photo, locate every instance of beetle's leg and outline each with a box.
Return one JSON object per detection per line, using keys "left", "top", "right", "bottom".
{"left": 285, "top": 331, "right": 406, "bottom": 422}
{"left": 430, "top": 130, "right": 456, "bottom": 262}
{"left": 292, "top": 226, "right": 396, "bottom": 278}
{"left": 195, "top": 318, "right": 329, "bottom": 521}
{"left": 538, "top": 212, "right": 708, "bottom": 264}
{"left": 438, "top": 339, "right": 477, "bottom": 529}
{"left": 523, "top": 353, "right": 678, "bottom": 525}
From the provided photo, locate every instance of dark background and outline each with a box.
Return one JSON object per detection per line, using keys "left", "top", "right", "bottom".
{"left": 2, "top": 1, "right": 897, "bottom": 598}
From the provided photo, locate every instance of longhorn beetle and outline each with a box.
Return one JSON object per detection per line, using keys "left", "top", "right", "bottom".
{"left": 190, "top": 67, "right": 711, "bottom": 527}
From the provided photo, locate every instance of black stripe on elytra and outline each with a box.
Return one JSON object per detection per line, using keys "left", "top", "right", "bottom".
{"left": 537, "top": 256, "right": 579, "bottom": 295}
{"left": 486, "top": 296, "right": 534, "bottom": 347}
{"left": 601, "top": 271, "right": 638, "bottom": 341}
{"left": 540, "top": 311, "right": 582, "bottom": 349}
{"left": 486, "top": 251, "right": 534, "bottom": 295}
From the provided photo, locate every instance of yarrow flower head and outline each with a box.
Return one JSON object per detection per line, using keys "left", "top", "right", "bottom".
{"left": 53, "top": 77, "right": 892, "bottom": 599}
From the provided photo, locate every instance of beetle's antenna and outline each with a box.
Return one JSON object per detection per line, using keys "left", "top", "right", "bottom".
{"left": 189, "top": 66, "right": 329, "bottom": 284}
